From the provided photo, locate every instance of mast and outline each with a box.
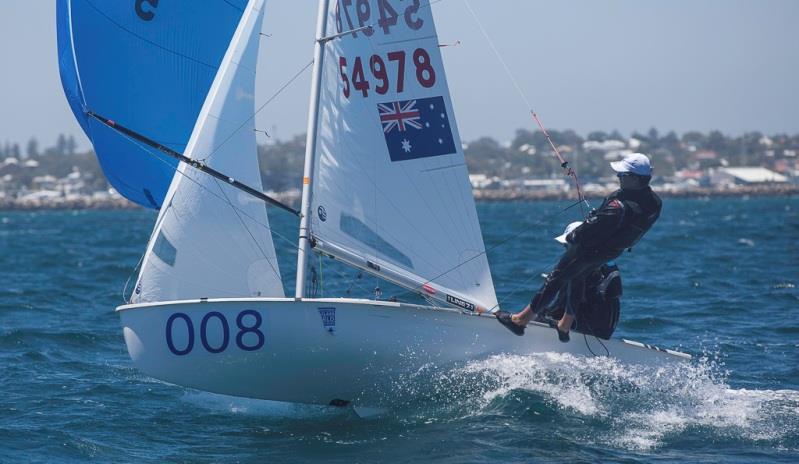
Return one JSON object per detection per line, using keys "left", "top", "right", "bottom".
{"left": 295, "top": 0, "right": 330, "bottom": 298}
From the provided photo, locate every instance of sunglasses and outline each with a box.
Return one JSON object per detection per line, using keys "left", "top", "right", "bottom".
{"left": 617, "top": 172, "right": 636, "bottom": 178}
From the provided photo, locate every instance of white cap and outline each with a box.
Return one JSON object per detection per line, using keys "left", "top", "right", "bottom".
{"left": 554, "top": 221, "right": 583, "bottom": 244}
{"left": 610, "top": 153, "right": 652, "bottom": 176}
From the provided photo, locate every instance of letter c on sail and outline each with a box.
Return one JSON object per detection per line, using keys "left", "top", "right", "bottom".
{"left": 135, "top": 0, "right": 159, "bottom": 21}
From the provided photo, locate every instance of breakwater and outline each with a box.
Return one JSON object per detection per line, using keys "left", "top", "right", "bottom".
{"left": 1, "top": 184, "right": 796, "bottom": 210}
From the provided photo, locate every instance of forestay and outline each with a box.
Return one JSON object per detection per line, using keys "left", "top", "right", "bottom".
{"left": 309, "top": 0, "right": 498, "bottom": 311}
{"left": 56, "top": 0, "right": 247, "bottom": 209}
{"left": 133, "top": 0, "right": 284, "bottom": 303}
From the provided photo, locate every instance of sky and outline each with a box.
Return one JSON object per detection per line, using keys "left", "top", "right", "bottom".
{"left": 0, "top": 0, "right": 798, "bottom": 151}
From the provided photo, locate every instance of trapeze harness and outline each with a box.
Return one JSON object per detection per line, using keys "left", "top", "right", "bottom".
{"left": 538, "top": 187, "right": 662, "bottom": 338}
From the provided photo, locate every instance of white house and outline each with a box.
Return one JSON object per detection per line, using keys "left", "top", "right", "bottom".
{"left": 709, "top": 167, "right": 788, "bottom": 186}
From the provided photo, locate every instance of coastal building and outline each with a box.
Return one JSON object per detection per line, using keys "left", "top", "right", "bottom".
{"left": 32, "top": 174, "right": 58, "bottom": 191}
{"left": 0, "top": 157, "right": 20, "bottom": 174}
{"left": 469, "top": 174, "right": 499, "bottom": 189}
{"left": 499, "top": 178, "right": 569, "bottom": 192}
{"left": 517, "top": 143, "right": 537, "bottom": 155}
{"left": 582, "top": 140, "right": 626, "bottom": 152}
{"left": 709, "top": 167, "right": 788, "bottom": 186}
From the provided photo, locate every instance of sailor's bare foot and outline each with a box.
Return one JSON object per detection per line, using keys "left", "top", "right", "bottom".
{"left": 558, "top": 314, "right": 574, "bottom": 342}
{"left": 511, "top": 304, "right": 534, "bottom": 326}
{"left": 557, "top": 314, "right": 575, "bottom": 335}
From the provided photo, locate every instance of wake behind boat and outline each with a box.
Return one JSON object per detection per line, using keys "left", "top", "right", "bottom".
{"left": 58, "top": 0, "right": 689, "bottom": 409}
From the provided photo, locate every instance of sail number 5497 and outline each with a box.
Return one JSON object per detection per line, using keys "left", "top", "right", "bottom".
{"left": 335, "top": 0, "right": 423, "bottom": 37}
{"left": 340, "top": 48, "right": 435, "bottom": 98}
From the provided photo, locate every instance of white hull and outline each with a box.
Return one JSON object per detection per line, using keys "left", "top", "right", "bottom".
{"left": 117, "top": 298, "right": 689, "bottom": 407}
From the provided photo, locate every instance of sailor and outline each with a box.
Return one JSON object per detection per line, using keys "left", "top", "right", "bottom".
{"left": 543, "top": 221, "right": 588, "bottom": 341}
{"left": 495, "top": 153, "right": 662, "bottom": 340}
{"left": 542, "top": 224, "right": 624, "bottom": 341}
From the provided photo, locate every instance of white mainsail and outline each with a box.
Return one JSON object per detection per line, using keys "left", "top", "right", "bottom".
{"left": 307, "top": 1, "right": 497, "bottom": 310}
{"left": 133, "top": 0, "right": 284, "bottom": 303}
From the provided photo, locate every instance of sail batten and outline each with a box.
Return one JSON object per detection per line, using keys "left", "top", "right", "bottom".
{"left": 307, "top": 0, "right": 498, "bottom": 310}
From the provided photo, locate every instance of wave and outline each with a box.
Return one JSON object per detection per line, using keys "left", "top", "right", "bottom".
{"left": 176, "top": 350, "right": 799, "bottom": 453}
{"left": 431, "top": 352, "right": 799, "bottom": 451}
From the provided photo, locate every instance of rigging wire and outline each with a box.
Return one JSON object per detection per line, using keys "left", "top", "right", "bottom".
{"left": 121, "top": 251, "right": 146, "bottom": 303}
{"left": 393, "top": 199, "right": 586, "bottom": 306}
{"left": 307, "top": 263, "right": 319, "bottom": 297}
{"left": 306, "top": 3, "right": 471, "bottom": 300}
{"left": 212, "top": 176, "right": 283, "bottom": 284}
{"left": 306, "top": 0, "right": 599, "bottom": 305}
{"left": 87, "top": 111, "right": 299, "bottom": 215}
{"left": 120, "top": 124, "right": 385, "bottom": 301}
{"left": 199, "top": 59, "right": 314, "bottom": 164}
{"left": 462, "top": 0, "right": 591, "bottom": 217}
{"left": 115, "top": 0, "right": 595, "bottom": 311}
{"left": 121, "top": 130, "right": 300, "bottom": 251}
{"left": 92, "top": 59, "right": 318, "bottom": 294}
{"left": 319, "top": 3, "right": 486, "bottom": 288}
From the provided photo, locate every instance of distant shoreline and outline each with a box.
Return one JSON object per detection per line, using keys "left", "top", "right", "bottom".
{"left": 474, "top": 184, "right": 799, "bottom": 202}
{"left": 0, "top": 184, "right": 796, "bottom": 211}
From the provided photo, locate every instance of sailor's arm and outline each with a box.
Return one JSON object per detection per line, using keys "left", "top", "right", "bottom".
{"left": 567, "top": 199, "right": 625, "bottom": 247}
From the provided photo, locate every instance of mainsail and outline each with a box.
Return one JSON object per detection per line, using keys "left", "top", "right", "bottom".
{"left": 132, "top": 0, "right": 284, "bottom": 302}
{"left": 307, "top": 1, "right": 498, "bottom": 310}
{"left": 56, "top": 0, "right": 248, "bottom": 209}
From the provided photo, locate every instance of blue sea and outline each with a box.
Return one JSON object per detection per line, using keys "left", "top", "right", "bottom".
{"left": 1, "top": 196, "right": 798, "bottom": 463}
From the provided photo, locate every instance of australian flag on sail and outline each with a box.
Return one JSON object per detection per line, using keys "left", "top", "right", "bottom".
{"left": 378, "top": 96, "right": 457, "bottom": 162}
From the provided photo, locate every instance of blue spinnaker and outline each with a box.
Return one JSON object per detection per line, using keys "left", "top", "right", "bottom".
{"left": 56, "top": 0, "right": 248, "bottom": 208}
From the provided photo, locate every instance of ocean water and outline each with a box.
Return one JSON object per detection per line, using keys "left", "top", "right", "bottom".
{"left": 1, "top": 196, "right": 797, "bottom": 463}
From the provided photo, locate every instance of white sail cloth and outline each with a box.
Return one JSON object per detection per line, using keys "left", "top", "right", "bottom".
{"left": 308, "top": 1, "right": 497, "bottom": 310}
{"left": 133, "top": 0, "right": 284, "bottom": 303}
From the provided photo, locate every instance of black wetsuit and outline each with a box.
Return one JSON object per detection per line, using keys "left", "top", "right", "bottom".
{"left": 530, "top": 186, "right": 662, "bottom": 314}
{"left": 547, "top": 263, "right": 623, "bottom": 339}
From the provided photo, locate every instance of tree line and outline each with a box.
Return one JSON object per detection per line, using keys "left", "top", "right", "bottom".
{"left": 0, "top": 134, "right": 79, "bottom": 159}
{"left": 6, "top": 129, "right": 797, "bottom": 193}
{"left": 463, "top": 128, "right": 798, "bottom": 181}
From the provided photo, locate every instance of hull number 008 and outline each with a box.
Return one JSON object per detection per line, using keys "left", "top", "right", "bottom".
{"left": 165, "top": 310, "right": 264, "bottom": 356}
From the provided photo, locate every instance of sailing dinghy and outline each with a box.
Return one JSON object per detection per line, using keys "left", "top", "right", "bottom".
{"left": 59, "top": 0, "right": 689, "bottom": 408}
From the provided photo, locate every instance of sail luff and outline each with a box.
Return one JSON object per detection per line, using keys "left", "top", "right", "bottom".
{"left": 65, "top": 0, "right": 86, "bottom": 111}
{"left": 295, "top": 0, "right": 332, "bottom": 298}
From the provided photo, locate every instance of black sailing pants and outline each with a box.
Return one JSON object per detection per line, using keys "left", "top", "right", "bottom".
{"left": 530, "top": 245, "right": 613, "bottom": 316}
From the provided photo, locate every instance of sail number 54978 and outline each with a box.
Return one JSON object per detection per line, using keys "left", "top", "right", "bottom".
{"left": 340, "top": 48, "right": 435, "bottom": 98}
